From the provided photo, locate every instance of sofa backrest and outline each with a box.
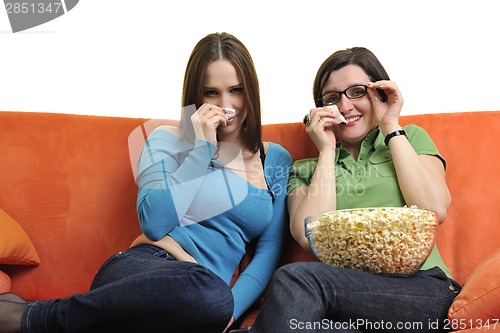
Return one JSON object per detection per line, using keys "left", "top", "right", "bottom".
{"left": 0, "top": 111, "right": 498, "bottom": 301}
{"left": 0, "top": 112, "right": 176, "bottom": 300}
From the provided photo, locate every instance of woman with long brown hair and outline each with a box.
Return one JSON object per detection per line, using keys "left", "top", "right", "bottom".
{"left": 0, "top": 32, "right": 292, "bottom": 333}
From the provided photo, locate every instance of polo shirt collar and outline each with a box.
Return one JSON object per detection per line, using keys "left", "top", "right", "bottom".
{"left": 335, "top": 127, "right": 381, "bottom": 162}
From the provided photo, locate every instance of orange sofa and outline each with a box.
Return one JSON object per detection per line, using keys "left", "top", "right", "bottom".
{"left": 1, "top": 110, "right": 499, "bottom": 332}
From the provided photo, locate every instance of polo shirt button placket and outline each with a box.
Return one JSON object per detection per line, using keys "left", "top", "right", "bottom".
{"left": 357, "top": 166, "right": 365, "bottom": 182}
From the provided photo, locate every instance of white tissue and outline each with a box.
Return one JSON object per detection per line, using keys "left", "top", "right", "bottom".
{"left": 326, "top": 105, "right": 347, "bottom": 124}
{"left": 222, "top": 108, "right": 236, "bottom": 118}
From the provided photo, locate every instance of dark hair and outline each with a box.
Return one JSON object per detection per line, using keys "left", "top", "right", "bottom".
{"left": 313, "top": 47, "right": 390, "bottom": 107}
{"left": 180, "top": 32, "right": 261, "bottom": 153}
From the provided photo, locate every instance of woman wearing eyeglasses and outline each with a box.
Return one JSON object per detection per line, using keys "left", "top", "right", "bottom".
{"left": 249, "top": 47, "right": 460, "bottom": 333}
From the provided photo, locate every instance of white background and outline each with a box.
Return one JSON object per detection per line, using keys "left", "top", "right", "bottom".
{"left": 1, "top": 0, "right": 499, "bottom": 124}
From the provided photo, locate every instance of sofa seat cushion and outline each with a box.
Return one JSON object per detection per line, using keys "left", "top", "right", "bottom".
{"left": 448, "top": 249, "right": 500, "bottom": 330}
{"left": 0, "top": 208, "right": 40, "bottom": 265}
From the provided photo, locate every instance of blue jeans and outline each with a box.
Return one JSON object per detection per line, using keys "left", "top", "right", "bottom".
{"left": 250, "top": 263, "right": 460, "bottom": 333}
{"left": 21, "top": 244, "right": 233, "bottom": 332}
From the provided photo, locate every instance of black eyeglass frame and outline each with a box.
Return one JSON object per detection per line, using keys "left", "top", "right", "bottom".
{"left": 318, "top": 84, "right": 369, "bottom": 106}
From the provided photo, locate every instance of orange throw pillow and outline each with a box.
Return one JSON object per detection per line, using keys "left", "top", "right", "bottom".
{"left": 0, "top": 270, "right": 11, "bottom": 292}
{"left": 0, "top": 208, "right": 40, "bottom": 265}
{"left": 448, "top": 249, "right": 500, "bottom": 329}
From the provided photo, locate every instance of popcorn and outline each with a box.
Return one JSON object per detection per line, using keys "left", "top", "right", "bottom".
{"left": 305, "top": 207, "right": 437, "bottom": 276}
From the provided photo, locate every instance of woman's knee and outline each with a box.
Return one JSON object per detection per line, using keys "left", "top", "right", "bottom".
{"left": 268, "top": 262, "right": 321, "bottom": 293}
{"left": 273, "top": 262, "right": 322, "bottom": 282}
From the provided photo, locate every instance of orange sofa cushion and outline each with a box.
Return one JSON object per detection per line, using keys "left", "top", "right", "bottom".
{"left": 0, "top": 112, "right": 177, "bottom": 300}
{"left": 0, "top": 208, "right": 40, "bottom": 265}
{"left": 448, "top": 249, "right": 500, "bottom": 330}
{"left": 1, "top": 110, "right": 499, "bottom": 315}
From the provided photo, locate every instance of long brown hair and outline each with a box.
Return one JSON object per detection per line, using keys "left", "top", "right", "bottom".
{"left": 180, "top": 32, "right": 262, "bottom": 153}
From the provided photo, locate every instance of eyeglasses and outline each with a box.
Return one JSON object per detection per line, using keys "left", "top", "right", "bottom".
{"left": 319, "top": 84, "right": 368, "bottom": 106}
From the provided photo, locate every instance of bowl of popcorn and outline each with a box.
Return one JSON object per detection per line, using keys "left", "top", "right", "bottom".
{"left": 304, "top": 207, "right": 438, "bottom": 276}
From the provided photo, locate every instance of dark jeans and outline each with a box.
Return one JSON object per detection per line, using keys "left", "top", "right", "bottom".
{"left": 250, "top": 263, "right": 460, "bottom": 333}
{"left": 21, "top": 244, "right": 233, "bottom": 333}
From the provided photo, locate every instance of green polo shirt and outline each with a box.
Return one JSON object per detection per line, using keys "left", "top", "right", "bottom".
{"left": 288, "top": 124, "right": 452, "bottom": 278}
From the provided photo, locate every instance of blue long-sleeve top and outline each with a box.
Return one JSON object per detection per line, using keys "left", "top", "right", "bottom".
{"left": 136, "top": 127, "right": 292, "bottom": 319}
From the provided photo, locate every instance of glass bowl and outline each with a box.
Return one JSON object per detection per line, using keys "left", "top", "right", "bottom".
{"left": 304, "top": 207, "right": 437, "bottom": 277}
